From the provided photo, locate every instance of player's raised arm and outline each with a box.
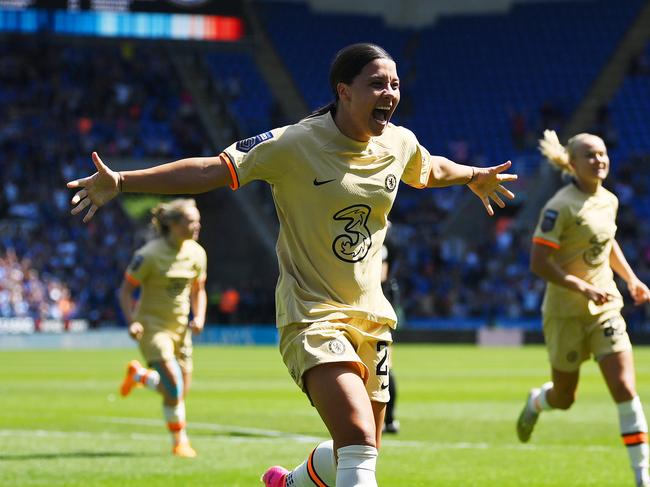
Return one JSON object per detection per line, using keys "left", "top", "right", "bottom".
{"left": 427, "top": 157, "right": 517, "bottom": 216}
{"left": 66, "top": 151, "right": 232, "bottom": 222}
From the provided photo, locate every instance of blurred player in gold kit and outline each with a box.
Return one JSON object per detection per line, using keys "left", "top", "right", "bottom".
{"left": 517, "top": 130, "right": 650, "bottom": 487}
{"left": 119, "top": 198, "right": 207, "bottom": 458}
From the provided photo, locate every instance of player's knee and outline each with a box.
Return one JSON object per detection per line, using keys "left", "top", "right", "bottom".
{"left": 336, "top": 422, "right": 377, "bottom": 449}
{"left": 553, "top": 390, "right": 576, "bottom": 410}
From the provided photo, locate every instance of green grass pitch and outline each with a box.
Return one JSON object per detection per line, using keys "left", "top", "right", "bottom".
{"left": 2, "top": 343, "right": 648, "bottom": 486}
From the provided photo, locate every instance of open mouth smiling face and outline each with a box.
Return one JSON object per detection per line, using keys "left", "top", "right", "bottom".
{"left": 341, "top": 58, "right": 400, "bottom": 141}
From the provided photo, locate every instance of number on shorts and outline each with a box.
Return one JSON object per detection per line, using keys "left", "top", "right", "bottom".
{"left": 376, "top": 341, "right": 389, "bottom": 376}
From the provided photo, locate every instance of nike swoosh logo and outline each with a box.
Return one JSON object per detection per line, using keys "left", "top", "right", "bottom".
{"left": 380, "top": 382, "right": 389, "bottom": 390}
{"left": 313, "top": 178, "right": 336, "bottom": 186}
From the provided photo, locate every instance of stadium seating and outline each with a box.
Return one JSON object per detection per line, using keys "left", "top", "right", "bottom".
{"left": 257, "top": 0, "right": 643, "bottom": 164}
{"left": 204, "top": 49, "right": 274, "bottom": 137}
{"left": 610, "top": 41, "right": 650, "bottom": 167}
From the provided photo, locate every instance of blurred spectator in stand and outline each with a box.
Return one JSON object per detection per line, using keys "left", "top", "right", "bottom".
{"left": 218, "top": 287, "right": 240, "bottom": 324}
{"left": 592, "top": 105, "right": 619, "bottom": 148}
{"left": 509, "top": 108, "right": 529, "bottom": 150}
{"left": 0, "top": 247, "right": 75, "bottom": 320}
{"left": 381, "top": 226, "right": 401, "bottom": 434}
{"left": 538, "top": 99, "right": 566, "bottom": 132}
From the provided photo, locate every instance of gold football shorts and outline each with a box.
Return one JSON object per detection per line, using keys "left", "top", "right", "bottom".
{"left": 543, "top": 310, "right": 631, "bottom": 372}
{"left": 279, "top": 318, "right": 393, "bottom": 403}
{"left": 139, "top": 327, "right": 193, "bottom": 373}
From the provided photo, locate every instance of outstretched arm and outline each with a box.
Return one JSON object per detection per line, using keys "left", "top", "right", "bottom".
{"left": 610, "top": 239, "right": 650, "bottom": 305}
{"left": 67, "top": 152, "right": 232, "bottom": 222}
{"left": 427, "top": 158, "right": 517, "bottom": 216}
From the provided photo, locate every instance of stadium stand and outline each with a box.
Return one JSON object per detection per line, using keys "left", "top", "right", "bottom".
{"left": 204, "top": 50, "right": 274, "bottom": 137}
{"left": 257, "top": 0, "right": 643, "bottom": 164}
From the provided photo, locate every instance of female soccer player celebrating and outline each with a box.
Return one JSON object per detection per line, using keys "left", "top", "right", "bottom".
{"left": 517, "top": 130, "right": 650, "bottom": 487}
{"left": 118, "top": 198, "right": 207, "bottom": 458}
{"left": 68, "top": 43, "right": 515, "bottom": 486}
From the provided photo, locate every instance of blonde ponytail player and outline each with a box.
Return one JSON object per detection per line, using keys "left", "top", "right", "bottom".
{"left": 118, "top": 198, "right": 207, "bottom": 458}
{"left": 517, "top": 130, "right": 650, "bottom": 487}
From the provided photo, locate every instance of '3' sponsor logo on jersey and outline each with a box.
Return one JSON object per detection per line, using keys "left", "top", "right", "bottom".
{"left": 332, "top": 205, "right": 372, "bottom": 262}
{"left": 583, "top": 233, "right": 610, "bottom": 267}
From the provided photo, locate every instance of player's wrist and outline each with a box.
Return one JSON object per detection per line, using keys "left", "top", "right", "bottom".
{"left": 466, "top": 166, "right": 477, "bottom": 185}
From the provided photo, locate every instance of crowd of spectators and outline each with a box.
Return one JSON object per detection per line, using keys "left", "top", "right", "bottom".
{"left": 0, "top": 245, "right": 73, "bottom": 320}
{"left": 0, "top": 36, "right": 209, "bottom": 325}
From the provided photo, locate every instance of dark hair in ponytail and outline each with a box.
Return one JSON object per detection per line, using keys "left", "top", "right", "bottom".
{"left": 306, "top": 43, "right": 393, "bottom": 119}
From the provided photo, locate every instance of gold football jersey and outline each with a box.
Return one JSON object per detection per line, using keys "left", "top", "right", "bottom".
{"left": 533, "top": 183, "right": 622, "bottom": 317}
{"left": 125, "top": 238, "right": 207, "bottom": 334}
{"left": 222, "top": 112, "right": 432, "bottom": 328}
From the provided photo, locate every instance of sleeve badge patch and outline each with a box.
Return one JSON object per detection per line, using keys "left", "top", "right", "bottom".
{"left": 235, "top": 131, "right": 274, "bottom": 153}
{"left": 541, "top": 209, "right": 559, "bottom": 232}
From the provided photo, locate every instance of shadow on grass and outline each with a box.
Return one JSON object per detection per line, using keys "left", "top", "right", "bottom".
{"left": 0, "top": 451, "right": 153, "bottom": 461}
{"left": 205, "top": 430, "right": 319, "bottom": 440}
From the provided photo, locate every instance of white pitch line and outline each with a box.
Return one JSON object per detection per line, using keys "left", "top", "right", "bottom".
{"left": 0, "top": 428, "right": 302, "bottom": 445}
{"left": 0, "top": 429, "right": 165, "bottom": 442}
{"left": 95, "top": 416, "right": 617, "bottom": 453}
{"left": 3, "top": 420, "right": 618, "bottom": 454}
